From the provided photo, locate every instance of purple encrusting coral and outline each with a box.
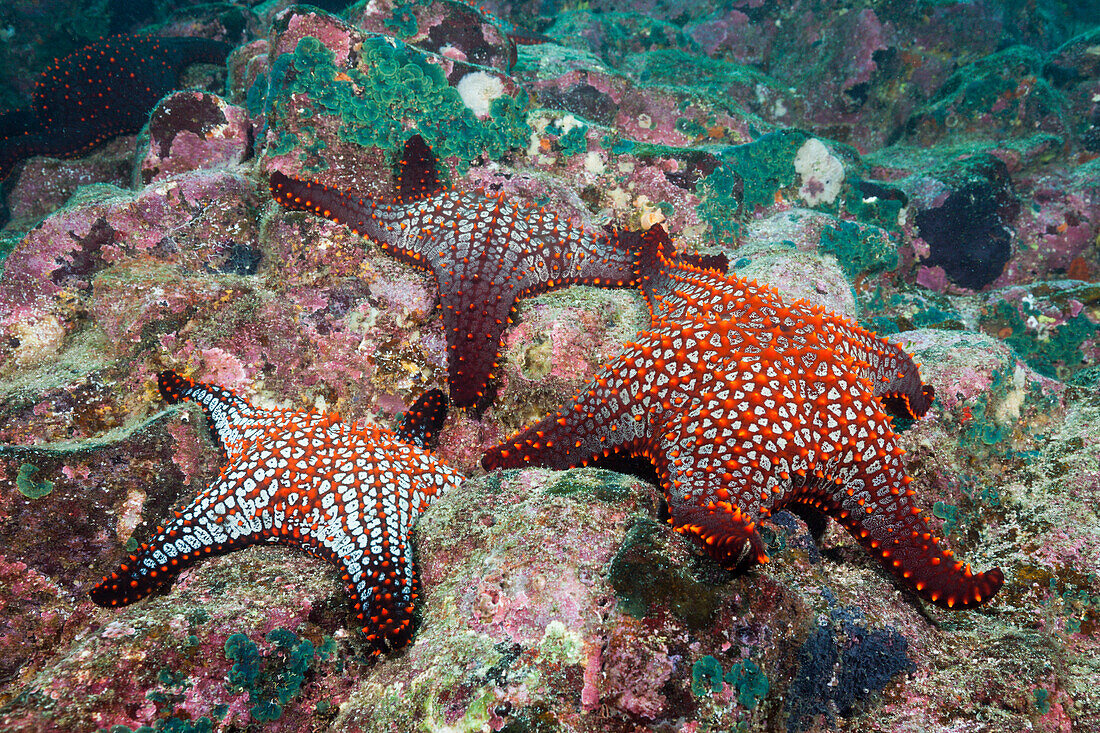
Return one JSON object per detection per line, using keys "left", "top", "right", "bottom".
{"left": 0, "top": 0, "right": 1098, "bottom": 731}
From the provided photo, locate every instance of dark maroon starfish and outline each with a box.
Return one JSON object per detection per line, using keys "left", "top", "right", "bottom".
{"left": 270, "top": 135, "right": 661, "bottom": 411}
{"left": 0, "top": 34, "right": 230, "bottom": 181}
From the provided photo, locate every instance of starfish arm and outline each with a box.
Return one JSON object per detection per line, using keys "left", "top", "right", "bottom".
{"left": 515, "top": 223, "right": 641, "bottom": 296}
{"left": 666, "top": 494, "right": 771, "bottom": 570}
{"left": 783, "top": 388, "right": 1004, "bottom": 609}
{"left": 394, "top": 135, "right": 444, "bottom": 200}
{"left": 482, "top": 338, "right": 659, "bottom": 470}
{"left": 269, "top": 171, "right": 397, "bottom": 247}
{"left": 336, "top": 506, "right": 424, "bottom": 654}
{"left": 89, "top": 474, "right": 273, "bottom": 606}
{"left": 283, "top": 496, "right": 422, "bottom": 655}
{"left": 323, "top": 443, "right": 460, "bottom": 653}
{"left": 439, "top": 278, "right": 520, "bottom": 410}
{"left": 811, "top": 310, "right": 935, "bottom": 419}
{"left": 790, "top": 465, "right": 1005, "bottom": 609}
{"left": 158, "top": 371, "right": 256, "bottom": 460}
{"left": 396, "top": 388, "right": 448, "bottom": 449}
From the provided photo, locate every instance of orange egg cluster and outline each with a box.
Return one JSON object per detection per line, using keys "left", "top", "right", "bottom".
{"left": 485, "top": 230, "right": 1004, "bottom": 610}
{"left": 90, "top": 372, "right": 462, "bottom": 654}
{"left": 270, "top": 135, "right": 656, "bottom": 411}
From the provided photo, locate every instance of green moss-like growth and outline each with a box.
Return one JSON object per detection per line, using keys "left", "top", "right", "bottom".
{"left": 984, "top": 300, "right": 1097, "bottom": 379}
{"left": 268, "top": 35, "right": 531, "bottom": 171}
{"left": 932, "top": 501, "right": 960, "bottom": 535}
{"left": 817, "top": 220, "right": 898, "bottom": 280}
{"left": 625, "top": 47, "right": 775, "bottom": 96}
{"left": 544, "top": 467, "right": 640, "bottom": 503}
{"left": 862, "top": 287, "right": 965, "bottom": 333}
{"left": 691, "top": 655, "right": 726, "bottom": 696}
{"left": 548, "top": 118, "right": 589, "bottom": 158}
{"left": 245, "top": 72, "right": 267, "bottom": 117}
{"left": 608, "top": 517, "right": 724, "bottom": 628}
{"left": 914, "top": 45, "right": 1065, "bottom": 139}
{"left": 384, "top": 2, "right": 419, "bottom": 38}
{"left": 16, "top": 463, "right": 54, "bottom": 499}
{"left": 1034, "top": 688, "right": 1052, "bottom": 715}
{"left": 224, "top": 629, "right": 333, "bottom": 723}
{"left": 725, "top": 659, "right": 769, "bottom": 710}
{"left": 108, "top": 717, "right": 214, "bottom": 733}
{"left": 842, "top": 180, "right": 905, "bottom": 232}
{"left": 696, "top": 130, "right": 810, "bottom": 244}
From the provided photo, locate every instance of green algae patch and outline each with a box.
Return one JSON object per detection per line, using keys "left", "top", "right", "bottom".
{"left": 911, "top": 45, "right": 1065, "bottom": 142}
{"left": 843, "top": 179, "right": 906, "bottom": 232}
{"left": 384, "top": 1, "right": 419, "bottom": 38}
{"left": 817, "top": 220, "right": 898, "bottom": 280}
{"left": 726, "top": 659, "right": 769, "bottom": 710}
{"left": 608, "top": 517, "right": 724, "bottom": 628}
{"left": 544, "top": 467, "right": 641, "bottom": 503}
{"left": 696, "top": 130, "right": 810, "bottom": 244}
{"left": 268, "top": 35, "right": 531, "bottom": 170}
{"left": 691, "top": 655, "right": 725, "bottom": 696}
{"left": 16, "top": 463, "right": 54, "bottom": 499}
{"left": 862, "top": 288, "right": 965, "bottom": 334}
{"left": 224, "top": 628, "right": 335, "bottom": 724}
{"left": 983, "top": 299, "right": 1098, "bottom": 379}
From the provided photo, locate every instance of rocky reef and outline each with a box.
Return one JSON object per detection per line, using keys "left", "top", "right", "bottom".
{"left": 0, "top": 1, "right": 1097, "bottom": 731}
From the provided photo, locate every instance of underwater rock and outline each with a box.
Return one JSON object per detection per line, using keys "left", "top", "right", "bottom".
{"left": 903, "top": 45, "right": 1069, "bottom": 147}
{"left": 137, "top": 91, "right": 253, "bottom": 185}
{"left": 1045, "top": 27, "right": 1100, "bottom": 151}
{"left": 2, "top": 137, "right": 136, "bottom": 229}
{"left": 349, "top": 0, "right": 521, "bottom": 73}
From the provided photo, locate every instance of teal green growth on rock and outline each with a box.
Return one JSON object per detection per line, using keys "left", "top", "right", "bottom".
{"left": 267, "top": 35, "right": 530, "bottom": 170}
{"left": 984, "top": 300, "right": 1097, "bottom": 379}
{"left": 691, "top": 655, "right": 726, "bottom": 696}
{"left": 725, "top": 659, "right": 769, "bottom": 710}
{"left": 691, "top": 655, "right": 769, "bottom": 709}
{"left": 817, "top": 220, "right": 899, "bottom": 280}
{"left": 16, "top": 462, "right": 53, "bottom": 499}
{"left": 108, "top": 717, "right": 215, "bottom": 733}
{"left": 384, "top": 1, "right": 419, "bottom": 38}
{"left": 696, "top": 130, "right": 810, "bottom": 245}
{"left": 224, "top": 629, "right": 335, "bottom": 723}
{"left": 932, "top": 501, "right": 961, "bottom": 535}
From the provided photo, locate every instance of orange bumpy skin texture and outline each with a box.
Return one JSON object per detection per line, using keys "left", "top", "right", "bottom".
{"left": 484, "top": 230, "right": 1003, "bottom": 610}
{"left": 270, "top": 135, "right": 654, "bottom": 412}
{"left": 90, "top": 372, "right": 463, "bottom": 654}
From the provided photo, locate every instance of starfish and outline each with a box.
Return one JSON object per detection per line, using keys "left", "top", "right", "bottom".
{"left": 269, "top": 135, "right": 659, "bottom": 412}
{"left": 483, "top": 227, "right": 1003, "bottom": 609}
{"left": 0, "top": 34, "right": 230, "bottom": 180}
{"left": 91, "top": 371, "right": 463, "bottom": 654}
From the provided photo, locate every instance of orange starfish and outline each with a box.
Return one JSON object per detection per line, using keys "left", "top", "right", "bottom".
{"left": 484, "top": 228, "right": 1003, "bottom": 609}
{"left": 91, "top": 371, "right": 462, "bottom": 653}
